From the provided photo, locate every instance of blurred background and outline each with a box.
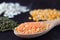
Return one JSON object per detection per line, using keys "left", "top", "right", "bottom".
{"left": 0, "top": 0, "right": 60, "bottom": 40}
{"left": 0, "top": 0, "right": 60, "bottom": 9}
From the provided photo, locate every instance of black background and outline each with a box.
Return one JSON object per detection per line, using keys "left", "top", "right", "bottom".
{"left": 0, "top": 0, "right": 60, "bottom": 40}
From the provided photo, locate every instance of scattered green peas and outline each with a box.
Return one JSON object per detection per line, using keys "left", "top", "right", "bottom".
{"left": 0, "top": 17, "right": 18, "bottom": 32}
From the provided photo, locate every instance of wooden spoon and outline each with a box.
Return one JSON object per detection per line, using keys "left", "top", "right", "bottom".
{"left": 13, "top": 19, "right": 60, "bottom": 38}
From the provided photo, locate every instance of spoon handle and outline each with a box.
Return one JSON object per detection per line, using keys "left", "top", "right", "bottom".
{"left": 52, "top": 19, "right": 60, "bottom": 26}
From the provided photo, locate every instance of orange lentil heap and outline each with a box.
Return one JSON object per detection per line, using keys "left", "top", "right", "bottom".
{"left": 29, "top": 9, "right": 60, "bottom": 21}
{"left": 15, "top": 22, "right": 50, "bottom": 34}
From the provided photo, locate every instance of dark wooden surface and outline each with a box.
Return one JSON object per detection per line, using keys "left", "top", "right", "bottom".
{"left": 0, "top": 0, "right": 60, "bottom": 40}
